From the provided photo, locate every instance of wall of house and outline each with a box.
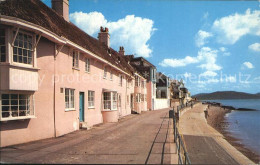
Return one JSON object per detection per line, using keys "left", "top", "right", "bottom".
{"left": 53, "top": 44, "right": 132, "bottom": 134}
{"left": 0, "top": 29, "right": 133, "bottom": 147}
{"left": 0, "top": 37, "right": 56, "bottom": 147}
{"left": 154, "top": 98, "right": 169, "bottom": 110}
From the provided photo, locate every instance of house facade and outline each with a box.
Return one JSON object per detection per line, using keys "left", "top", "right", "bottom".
{"left": 155, "top": 72, "right": 170, "bottom": 109}
{"left": 126, "top": 56, "right": 157, "bottom": 111}
{"left": 0, "top": 0, "right": 137, "bottom": 147}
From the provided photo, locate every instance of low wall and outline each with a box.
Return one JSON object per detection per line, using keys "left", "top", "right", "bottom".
{"left": 154, "top": 98, "right": 170, "bottom": 110}
{"left": 179, "top": 102, "right": 201, "bottom": 117}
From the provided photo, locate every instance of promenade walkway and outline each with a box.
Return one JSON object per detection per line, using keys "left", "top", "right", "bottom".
{"left": 179, "top": 103, "right": 254, "bottom": 165}
{"left": 0, "top": 109, "right": 177, "bottom": 164}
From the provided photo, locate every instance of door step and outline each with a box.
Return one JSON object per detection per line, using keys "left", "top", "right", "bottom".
{"left": 79, "top": 122, "right": 91, "bottom": 129}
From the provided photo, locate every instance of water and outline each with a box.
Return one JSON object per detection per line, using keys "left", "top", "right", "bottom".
{"left": 204, "top": 99, "right": 260, "bottom": 156}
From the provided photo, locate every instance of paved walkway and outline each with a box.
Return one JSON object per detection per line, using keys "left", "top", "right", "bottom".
{"left": 178, "top": 103, "right": 254, "bottom": 165}
{"left": 0, "top": 109, "right": 177, "bottom": 164}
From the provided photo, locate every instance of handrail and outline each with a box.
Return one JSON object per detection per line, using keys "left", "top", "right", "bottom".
{"left": 172, "top": 106, "right": 192, "bottom": 165}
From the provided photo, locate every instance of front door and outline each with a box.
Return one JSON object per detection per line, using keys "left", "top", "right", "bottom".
{"left": 79, "top": 92, "right": 84, "bottom": 122}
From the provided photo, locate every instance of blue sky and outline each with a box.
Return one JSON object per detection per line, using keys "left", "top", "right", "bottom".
{"left": 43, "top": 0, "right": 260, "bottom": 95}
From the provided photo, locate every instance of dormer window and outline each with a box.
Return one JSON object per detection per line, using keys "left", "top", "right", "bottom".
{"left": 72, "top": 50, "right": 79, "bottom": 69}
{"left": 13, "top": 31, "right": 33, "bottom": 65}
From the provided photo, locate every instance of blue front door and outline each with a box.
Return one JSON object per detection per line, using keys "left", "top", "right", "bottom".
{"left": 79, "top": 92, "right": 84, "bottom": 122}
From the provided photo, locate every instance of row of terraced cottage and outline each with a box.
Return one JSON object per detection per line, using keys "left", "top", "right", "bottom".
{"left": 0, "top": 0, "right": 174, "bottom": 147}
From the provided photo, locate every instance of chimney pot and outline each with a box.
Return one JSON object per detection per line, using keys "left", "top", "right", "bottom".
{"left": 119, "top": 46, "right": 125, "bottom": 56}
{"left": 98, "top": 26, "right": 110, "bottom": 47}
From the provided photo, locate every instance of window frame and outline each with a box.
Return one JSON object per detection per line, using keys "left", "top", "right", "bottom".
{"left": 88, "top": 90, "right": 95, "bottom": 109}
{"left": 110, "top": 70, "right": 113, "bottom": 81}
{"left": 12, "top": 30, "right": 34, "bottom": 66}
{"left": 72, "top": 50, "right": 79, "bottom": 69}
{"left": 103, "top": 66, "right": 107, "bottom": 79}
{"left": 119, "top": 74, "right": 123, "bottom": 86}
{"left": 0, "top": 93, "right": 35, "bottom": 121}
{"left": 65, "top": 88, "right": 75, "bottom": 111}
{"left": 0, "top": 28, "right": 6, "bottom": 63}
{"left": 103, "top": 92, "right": 117, "bottom": 111}
{"left": 85, "top": 58, "right": 90, "bottom": 73}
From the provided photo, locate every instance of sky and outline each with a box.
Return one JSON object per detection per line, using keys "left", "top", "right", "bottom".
{"left": 43, "top": 0, "right": 260, "bottom": 95}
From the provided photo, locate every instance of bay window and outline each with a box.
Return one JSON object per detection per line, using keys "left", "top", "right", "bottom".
{"left": 0, "top": 29, "right": 6, "bottom": 62}
{"left": 65, "top": 88, "right": 75, "bottom": 110}
{"left": 103, "top": 92, "right": 117, "bottom": 110}
{"left": 13, "top": 31, "right": 33, "bottom": 65}
{"left": 0, "top": 93, "right": 35, "bottom": 121}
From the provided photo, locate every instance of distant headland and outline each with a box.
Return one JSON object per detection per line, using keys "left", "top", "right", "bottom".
{"left": 193, "top": 91, "right": 260, "bottom": 100}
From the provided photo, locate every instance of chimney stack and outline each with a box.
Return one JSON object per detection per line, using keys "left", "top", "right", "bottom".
{"left": 98, "top": 26, "right": 110, "bottom": 47}
{"left": 52, "top": 0, "right": 69, "bottom": 22}
{"left": 119, "top": 46, "right": 125, "bottom": 56}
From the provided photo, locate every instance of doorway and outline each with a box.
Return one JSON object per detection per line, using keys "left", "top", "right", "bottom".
{"left": 79, "top": 92, "right": 85, "bottom": 122}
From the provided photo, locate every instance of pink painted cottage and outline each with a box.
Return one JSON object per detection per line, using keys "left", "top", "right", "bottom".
{"left": 0, "top": 0, "right": 152, "bottom": 147}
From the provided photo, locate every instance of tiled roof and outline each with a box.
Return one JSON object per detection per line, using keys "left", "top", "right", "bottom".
{"left": 0, "top": 0, "right": 134, "bottom": 75}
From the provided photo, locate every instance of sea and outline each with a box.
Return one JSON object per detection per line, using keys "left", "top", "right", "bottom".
{"left": 204, "top": 99, "right": 260, "bottom": 156}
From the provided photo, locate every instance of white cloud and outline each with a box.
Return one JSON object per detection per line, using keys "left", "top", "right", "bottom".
{"left": 243, "top": 62, "right": 254, "bottom": 69}
{"left": 248, "top": 43, "right": 260, "bottom": 52}
{"left": 160, "top": 47, "right": 221, "bottom": 72}
{"left": 219, "top": 47, "right": 231, "bottom": 56}
{"left": 70, "top": 11, "right": 107, "bottom": 35}
{"left": 195, "top": 30, "right": 213, "bottom": 47}
{"left": 199, "top": 71, "right": 217, "bottom": 77}
{"left": 70, "top": 12, "right": 156, "bottom": 58}
{"left": 159, "top": 56, "right": 198, "bottom": 67}
{"left": 212, "top": 9, "right": 260, "bottom": 44}
{"left": 197, "top": 47, "right": 222, "bottom": 71}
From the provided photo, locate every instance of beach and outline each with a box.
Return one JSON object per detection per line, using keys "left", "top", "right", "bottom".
{"left": 206, "top": 104, "right": 260, "bottom": 163}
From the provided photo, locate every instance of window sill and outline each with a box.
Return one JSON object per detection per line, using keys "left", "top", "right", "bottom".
{"left": 85, "top": 71, "right": 90, "bottom": 74}
{"left": 65, "top": 108, "right": 76, "bottom": 112}
{"left": 88, "top": 107, "right": 95, "bottom": 109}
{"left": 1, "top": 63, "right": 40, "bottom": 71}
{"left": 0, "top": 115, "right": 36, "bottom": 122}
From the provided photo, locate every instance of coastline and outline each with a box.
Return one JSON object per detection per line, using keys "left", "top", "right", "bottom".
{"left": 206, "top": 104, "right": 260, "bottom": 163}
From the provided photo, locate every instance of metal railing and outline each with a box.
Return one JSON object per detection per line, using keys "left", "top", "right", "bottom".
{"left": 172, "top": 108, "right": 191, "bottom": 165}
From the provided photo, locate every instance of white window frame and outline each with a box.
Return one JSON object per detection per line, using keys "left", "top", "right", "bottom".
{"left": 104, "top": 66, "right": 107, "bottom": 79}
{"left": 72, "top": 50, "right": 79, "bottom": 69}
{"left": 0, "top": 93, "right": 35, "bottom": 121}
{"left": 12, "top": 30, "right": 34, "bottom": 66}
{"left": 110, "top": 70, "right": 113, "bottom": 81}
{"left": 85, "top": 58, "right": 90, "bottom": 73}
{"left": 103, "top": 92, "right": 117, "bottom": 111}
{"left": 65, "top": 88, "right": 75, "bottom": 111}
{"left": 88, "top": 90, "right": 95, "bottom": 109}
